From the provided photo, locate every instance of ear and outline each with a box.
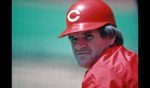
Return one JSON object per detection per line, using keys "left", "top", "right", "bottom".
{"left": 108, "top": 36, "right": 116, "bottom": 46}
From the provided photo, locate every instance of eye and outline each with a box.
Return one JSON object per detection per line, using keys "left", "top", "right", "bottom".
{"left": 85, "top": 34, "right": 94, "bottom": 40}
{"left": 69, "top": 37, "right": 78, "bottom": 44}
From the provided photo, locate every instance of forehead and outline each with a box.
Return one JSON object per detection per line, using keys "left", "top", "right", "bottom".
{"left": 68, "top": 29, "right": 99, "bottom": 37}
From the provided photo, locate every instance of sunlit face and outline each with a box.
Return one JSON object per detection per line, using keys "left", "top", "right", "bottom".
{"left": 68, "top": 29, "right": 113, "bottom": 69}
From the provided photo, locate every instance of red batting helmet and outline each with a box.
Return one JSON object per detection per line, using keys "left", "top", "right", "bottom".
{"left": 58, "top": 0, "right": 116, "bottom": 38}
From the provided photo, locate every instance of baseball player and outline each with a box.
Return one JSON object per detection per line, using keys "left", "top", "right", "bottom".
{"left": 58, "top": 0, "right": 138, "bottom": 88}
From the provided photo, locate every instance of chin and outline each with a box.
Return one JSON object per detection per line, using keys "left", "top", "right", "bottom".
{"left": 78, "top": 62, "right": 90, "bottom": 69}
{"left": 76, "top": 56, "right": 92, "bottom": 69}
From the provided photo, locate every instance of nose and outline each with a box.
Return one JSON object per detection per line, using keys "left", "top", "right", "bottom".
{"left": 75, "top": 39, "right": 87, "bottom": 50}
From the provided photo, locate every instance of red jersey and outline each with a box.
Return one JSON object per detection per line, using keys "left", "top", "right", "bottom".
{"left": 82, "top": 45, "right": 138, "bottom": 88}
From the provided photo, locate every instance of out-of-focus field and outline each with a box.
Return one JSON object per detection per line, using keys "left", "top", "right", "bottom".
{"left": 12, "top": 57, "right": 85, "bottom": 88}
{"left": 12, "top": 0, "right": 138, "bottom": 88}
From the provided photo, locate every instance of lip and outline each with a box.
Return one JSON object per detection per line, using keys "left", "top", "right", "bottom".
{"left": 77, "top": 52, "right": 89, "bottom": 56}
{"left": 76, "top": 49, "right": 90, "bottom": 56}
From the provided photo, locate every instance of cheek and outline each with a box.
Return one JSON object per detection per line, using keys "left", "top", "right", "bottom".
{"left": 89, "top": 41, "right": 107, "bottom": 56}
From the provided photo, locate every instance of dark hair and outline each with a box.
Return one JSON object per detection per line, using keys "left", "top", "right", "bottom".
{"left": 98, "top": 24, "right": 123, "bottom": 46}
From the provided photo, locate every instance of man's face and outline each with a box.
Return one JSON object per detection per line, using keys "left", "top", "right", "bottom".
{"left": 68, "top": 29, "right": 112, "bottom": 69}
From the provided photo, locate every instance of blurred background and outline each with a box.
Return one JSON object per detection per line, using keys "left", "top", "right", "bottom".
{"left": 12, "top": 0, "right": 138, "bottom": 88}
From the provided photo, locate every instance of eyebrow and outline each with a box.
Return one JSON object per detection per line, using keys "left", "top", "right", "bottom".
{"left": 83, "top": 31, "right": 92, "bottom": 35}
{"left": 68, "top": 35, "right": 74, "bottom": 39}
{"left": 68, "top": 31, "right": 92, "bottom": 39}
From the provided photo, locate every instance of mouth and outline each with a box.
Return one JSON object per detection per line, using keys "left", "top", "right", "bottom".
{"left": 77, "top": 52, "right": 90, "bottom": 56}
{"left": 75, "top": 49, "right": 90, "bottom": 57}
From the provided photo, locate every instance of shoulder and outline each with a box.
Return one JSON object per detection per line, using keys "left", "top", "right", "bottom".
{"left": 83, "top": 46, "right": 138, "bottom": 87}
{"left": 95, "top": 45, "right": 138, "bottom": 74}
{"left": 82, "top": 66, "right": 123, "bottom": 88}
{"left": 97, "top": 45, "right": 138, "bottom": 78}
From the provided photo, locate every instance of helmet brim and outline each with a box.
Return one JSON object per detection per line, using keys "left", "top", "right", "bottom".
{"left": 58, "top": 22, "right": 115, "bottom": 38}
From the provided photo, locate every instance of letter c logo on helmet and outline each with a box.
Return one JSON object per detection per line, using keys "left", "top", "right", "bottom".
{"left": 67, "top": 10, "right": 80, "bottom": 22}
